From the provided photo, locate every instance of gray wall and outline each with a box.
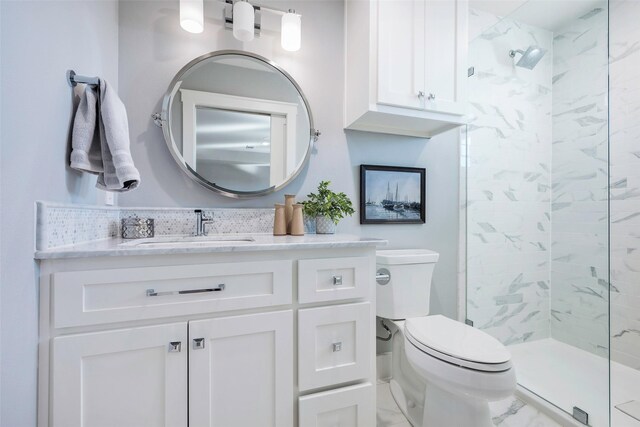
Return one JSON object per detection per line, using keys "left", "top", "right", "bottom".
{"left": 0, "top": 1, "right": 119, "bottom": 425}
{"left": 117, "top": 0, "right": 461, "bottom": 318}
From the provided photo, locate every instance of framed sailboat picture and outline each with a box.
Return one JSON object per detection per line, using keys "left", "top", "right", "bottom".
{"left": 360, "top": 165, "right": 426, "bottom": 224}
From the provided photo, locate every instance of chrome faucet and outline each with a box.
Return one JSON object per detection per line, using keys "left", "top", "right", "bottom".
{"left": 194, "top": 209, "right": 214, "bottom": 236}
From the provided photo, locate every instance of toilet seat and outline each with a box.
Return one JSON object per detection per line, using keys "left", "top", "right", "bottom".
{"left": 404, "top": 315, "right": 512, "bottom": 372}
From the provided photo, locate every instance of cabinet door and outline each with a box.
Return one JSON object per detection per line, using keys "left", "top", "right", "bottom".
{"left": 51, "top": 323, "right": 187, "bottom": 427}
{"left": 423, "top": 0, "right": 467, "bottom": 115}
{"left": 189, "top": 310, "right": 294, "bottom": 427}
{"left": 377, "top": 0, "right": 425, "bottom": 109}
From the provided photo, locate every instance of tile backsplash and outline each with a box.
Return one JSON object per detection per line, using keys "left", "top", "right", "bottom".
{"left": 36, "top": 202, "right": 274, "bottom": 250}
{"left": 119, "top": 208, "right": 275, "bottom": 236}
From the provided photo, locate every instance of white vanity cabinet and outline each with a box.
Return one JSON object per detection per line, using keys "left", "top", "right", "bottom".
{"left": 345, "top": 0, "right": 468, "bottom": 138}
{"left": 188, "top": 310, "right": 294, "bottom": 427}
{"left": 37, "top": 246, "right": 377, "bottom": 427}
{"left": 52, "top": 323, "right": 188, "bottom": 427}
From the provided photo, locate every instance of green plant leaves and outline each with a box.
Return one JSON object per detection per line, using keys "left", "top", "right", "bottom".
{"left": 302, "top": 180, "right": 355, "bottom": 224}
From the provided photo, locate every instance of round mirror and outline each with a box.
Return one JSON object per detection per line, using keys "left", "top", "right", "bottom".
{"left": 160, "top": 50, "right": 317, "bottom": 198}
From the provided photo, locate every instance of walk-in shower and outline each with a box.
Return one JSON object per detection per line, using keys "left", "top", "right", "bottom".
{"left": 465, "top": 0, "right": 640, "bottom": 425}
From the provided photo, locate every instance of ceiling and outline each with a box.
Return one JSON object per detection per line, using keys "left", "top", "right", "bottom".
{"left": 469, "top": 0, "right": 606, "bottom": 31}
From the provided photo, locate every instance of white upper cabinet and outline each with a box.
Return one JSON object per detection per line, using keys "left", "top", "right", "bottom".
{"left": 345, "top": 0, "right": 468, "bottom": 138}
{"left": 376, "top": 0, "right": 426, "bottom": 110}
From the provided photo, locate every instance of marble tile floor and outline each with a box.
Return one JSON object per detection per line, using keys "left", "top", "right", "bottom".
{"left": 376, "top": 380, "right": 562, "bottom": 427}
{"left": 510, "top": 338, "right": 640, "bottom": 427}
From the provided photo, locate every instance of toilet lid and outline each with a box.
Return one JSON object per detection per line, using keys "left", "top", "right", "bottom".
{"left": 405, "top": 315, "right": 512, "bottom": 372}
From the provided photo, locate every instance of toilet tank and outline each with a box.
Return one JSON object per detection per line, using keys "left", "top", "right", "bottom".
{"left": 376, "top": 249, "right": 439, "bottom": 319}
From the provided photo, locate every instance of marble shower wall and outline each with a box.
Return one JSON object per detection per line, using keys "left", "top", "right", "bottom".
{"left": 466, "top": 9, "right": 553, "bottom": 345}
{"left": 549, "top": 7, "right": 609, "bottom": 358}
{"left": 610, "top": 0, "right": 640, "bottom": 369}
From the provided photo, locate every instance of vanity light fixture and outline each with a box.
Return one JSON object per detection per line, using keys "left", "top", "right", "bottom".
{"left": 281, "top": 9, "right": 301, "bottom": 52}
{"left": 232, "top": 0, "right": 255, "bottom": 42}
{"left": 180, "top": 0, "right": 204, "bottom": 33}
{"left": 181, "top": 0, "right": 302, "bottom": 52}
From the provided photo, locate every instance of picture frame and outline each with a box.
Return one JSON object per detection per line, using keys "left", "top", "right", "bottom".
{"left": 360, "top": 165, "right": 426, "bottom": 224}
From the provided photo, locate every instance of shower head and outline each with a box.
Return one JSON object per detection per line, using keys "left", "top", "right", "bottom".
{"left": 509, "top": 45, "right": 547, "bottom": 70}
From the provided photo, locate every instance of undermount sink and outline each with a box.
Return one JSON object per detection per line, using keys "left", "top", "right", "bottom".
{"left": 119, "top": 235, "right": 255, "bottom": 248}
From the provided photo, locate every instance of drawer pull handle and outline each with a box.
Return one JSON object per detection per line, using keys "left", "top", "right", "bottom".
{"left": 193, "top": 338, "right": 205, "bottom": 350}
{"left": 146, "top": 284, "right": 225, "bottom": 297}
{"left": 168, "top": 341, "right": 182, "bottom": 353}
{"left": 332, "top": 275, "right": 343, "bottom": 286}
{"left": 332, "top": 342, "right": 342, "bottom": 352}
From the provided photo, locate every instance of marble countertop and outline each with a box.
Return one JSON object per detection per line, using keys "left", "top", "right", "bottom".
{"left": 34, "top": 234, "right": 387, "bottom": 260}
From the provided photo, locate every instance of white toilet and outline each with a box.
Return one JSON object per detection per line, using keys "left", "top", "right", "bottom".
{"left": 376, "top": 249, "right": 516, "bottom": 427}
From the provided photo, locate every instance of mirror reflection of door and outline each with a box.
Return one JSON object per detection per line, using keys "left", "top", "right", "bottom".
{"left": 181, "top": 89, "right": 297, "bottom": 191}
{"left": 195, "top": 108, "right": 272, "bottom": 190}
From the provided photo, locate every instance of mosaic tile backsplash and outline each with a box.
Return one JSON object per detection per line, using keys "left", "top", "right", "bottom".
{"left": 36, "top": 202, "right": 274, "bottom": 250}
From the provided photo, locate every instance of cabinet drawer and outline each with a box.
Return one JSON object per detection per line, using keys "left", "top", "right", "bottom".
{"left": 299, "top": 383, "right": 374, "bottom": 427}
{"left": 298, "top": 303, "right": 371, "bottom": 391}
{"left": 52, "top": 261, "right": 293, "bottom": 328}
{"left": 298, "top": 257, "right": 371, "bottom": 304}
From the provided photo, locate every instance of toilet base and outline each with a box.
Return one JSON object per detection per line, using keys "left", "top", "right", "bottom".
{"left": 423, "top": 382, "right": 493, "bottom": 427}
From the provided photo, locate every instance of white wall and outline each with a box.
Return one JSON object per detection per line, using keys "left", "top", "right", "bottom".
{"left": 0, "top": 1, "right": 119, "bottom": 425}
{"left": 117, "top": 0, "right": 462, "bottom": 318}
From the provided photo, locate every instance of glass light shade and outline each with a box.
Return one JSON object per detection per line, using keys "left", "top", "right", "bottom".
{"left": 180, "top": 0, "right": 204, "bottom": 33}
{"left": 233, "top": 1, "right": 255, "bottom": 42}
{"left": 281, "top": 12, "right": 301, "bottom": 52}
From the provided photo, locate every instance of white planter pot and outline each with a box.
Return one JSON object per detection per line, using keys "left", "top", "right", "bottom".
{"left": 315, "top": 216, "right": 337, "bottom": 234}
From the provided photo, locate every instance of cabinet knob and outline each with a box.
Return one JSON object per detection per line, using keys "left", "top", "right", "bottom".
{"left": 332, "top": 275, "right": 343, "bottom": 286}
{"left": 417, "top": 91, "right": 425, "bottom": 98}
{"left": 168, "top": 341, "right": 182, "bottom": 353}
{"left": 427, "top": 93, "right": 436, "bottom": 100}
{"left": 193, "top": 338, "right": 205, "bottom": 350}
{"left": 332, "top": 342, "right": 342, "bottom": 352}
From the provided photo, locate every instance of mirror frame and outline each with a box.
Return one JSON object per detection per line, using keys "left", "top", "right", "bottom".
{"left": 159, "top": 50, "right": 317, "bottom": 199}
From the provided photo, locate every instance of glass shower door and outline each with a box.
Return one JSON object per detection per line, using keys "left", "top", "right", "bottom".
{"left": 464, "top": 1, "right": 610, "bottom": 425}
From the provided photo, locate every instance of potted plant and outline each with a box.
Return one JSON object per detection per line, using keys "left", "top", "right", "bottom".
{"left": 302, "top": 181, "right": 355, "bottom": 234}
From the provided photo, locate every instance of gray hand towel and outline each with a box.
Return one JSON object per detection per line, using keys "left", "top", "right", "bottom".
{"left": 95, "top": 79, "right": 140, "bottom": 191}
{"left": 70, "top": 85, "right": 102, "bottom": 174}
{"left": 69, "top": 79, "right": 140, "bottom": 191}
